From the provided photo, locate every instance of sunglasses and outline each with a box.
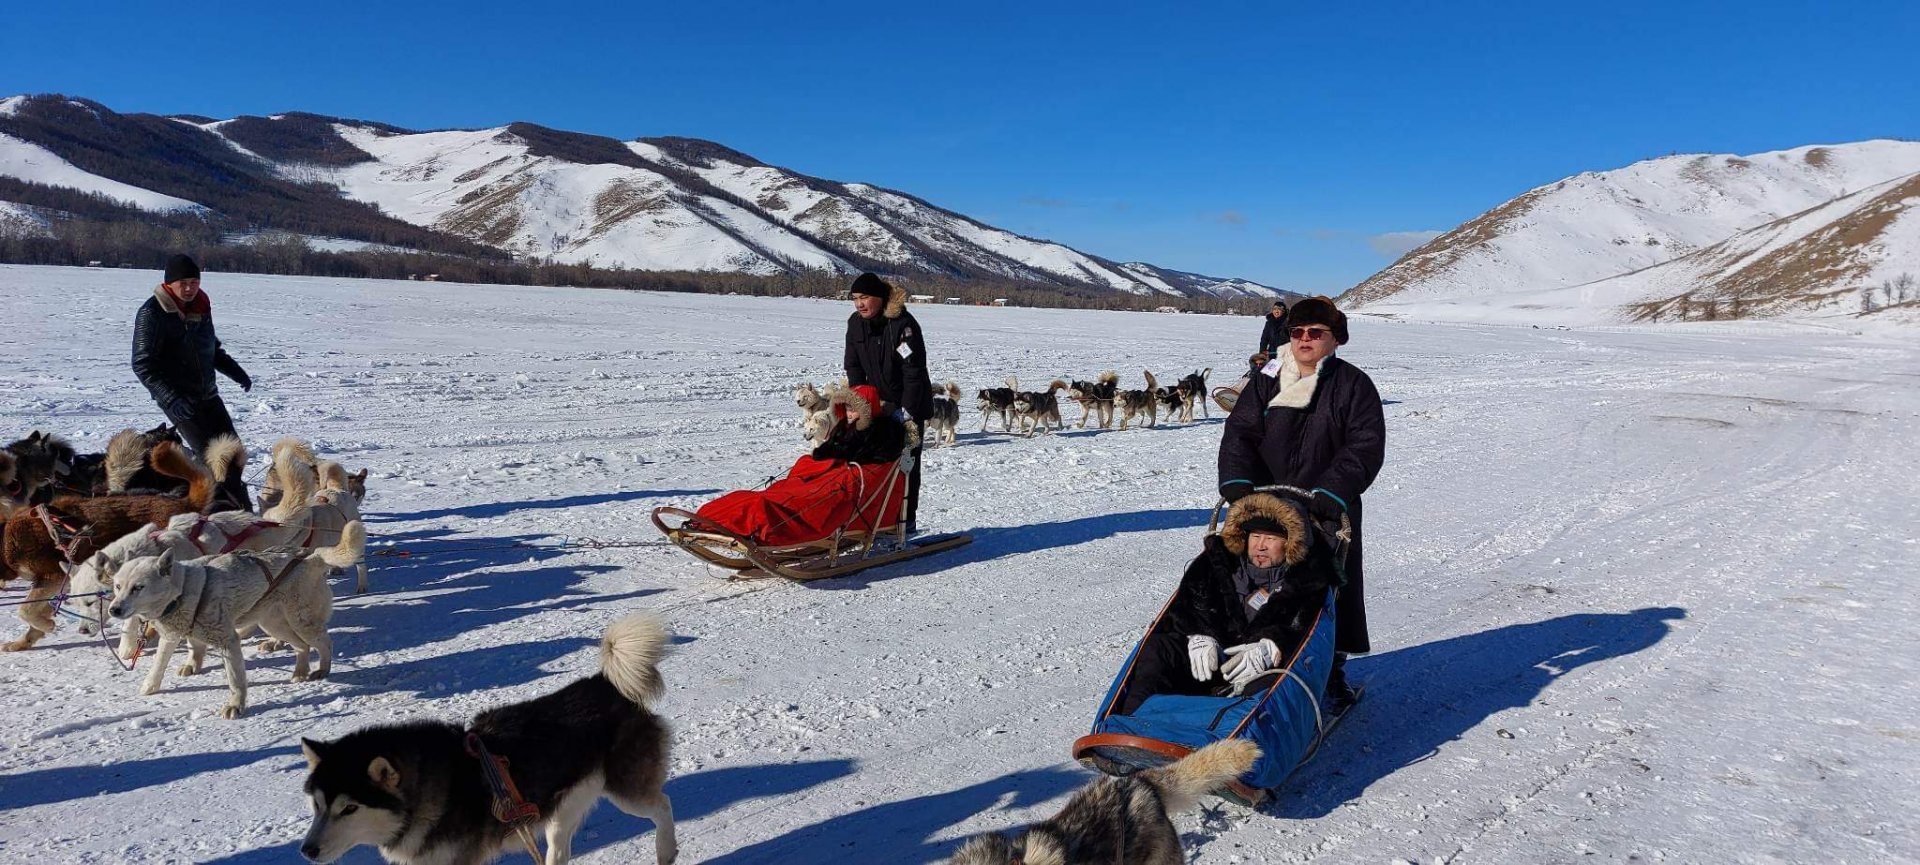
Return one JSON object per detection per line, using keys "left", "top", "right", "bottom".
{"left": 1289, "top": 326, "right": 1332, "bottom": 341}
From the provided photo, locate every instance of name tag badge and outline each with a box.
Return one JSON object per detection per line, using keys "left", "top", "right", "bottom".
{"left": 1260, "top": 358, "right": 1282, "bottom": 378}
{"left": 1246, "top": 588, "right": 1271, "bottom": 612}
{"left": 897, "top": 342, "right": 913, "bottom": 359}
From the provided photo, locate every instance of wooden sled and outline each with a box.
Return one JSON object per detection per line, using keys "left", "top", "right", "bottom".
{"left": 1212, "top": 375, "right": 1248, "bottom": 413}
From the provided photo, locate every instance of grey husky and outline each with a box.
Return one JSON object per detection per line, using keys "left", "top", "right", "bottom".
{"left": 299, "top": 612, "right": 678, "bottom": 865}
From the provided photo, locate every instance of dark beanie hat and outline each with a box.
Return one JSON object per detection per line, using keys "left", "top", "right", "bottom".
{"left": 1288, "top": 295, "right": 1348, "bottom": 344}
{"left": 849, "top": 272, "right": 892, "bottom": 299}
{"left": 163, "top": 254, "right": 200, "bottom": 285}
{"left": 1239, "top": 514, "right": 1289, "bottom": 537}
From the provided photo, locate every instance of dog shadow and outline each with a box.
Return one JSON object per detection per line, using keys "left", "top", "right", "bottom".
{"left": 698, "top": 765, "right": 1087, "bottom": 864}
{"left": 1265, "top": 606, "right": 1688, "bottom": 819}
{"left": 0, "top": 743, "right": 298, "bottom": 812}
{"left": 368, "top": 488, "right": 721, "bottom": 522}
{"left": 808, "top": 507, "right": 1211, "bottom": 591}
{"left": 570, "top": 758, "right": 861, "bottom": 857}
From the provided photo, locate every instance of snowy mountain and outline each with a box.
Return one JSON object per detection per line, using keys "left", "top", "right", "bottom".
{"left": 0, "top": 94, "right": 1282, "bottom": 299}
{"left": 1342, "top": 140, "right": 1920, "bottom": 322}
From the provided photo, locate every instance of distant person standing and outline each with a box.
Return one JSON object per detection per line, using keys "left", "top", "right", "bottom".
{"left": 1256, "top": 300, "right": 1290, "bottom": 364}
{"left": 842, "top": 272, "right": 932, "bottom": 533}
{"left": 132, "top": 254, "right": 253, "bottom": 510}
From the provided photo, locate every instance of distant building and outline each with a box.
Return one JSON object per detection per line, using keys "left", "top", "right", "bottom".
{"left": 1155, "top": 305, "right": 1180, "bottom": 314}
{"left": 942, "top": 297, "right": 961, "bottom": 305}
{"left": 909, "top": 293, "right": 936, "bottom": 303}
{"left": 992, "top": 298, "right": 1010, "bottom": 306}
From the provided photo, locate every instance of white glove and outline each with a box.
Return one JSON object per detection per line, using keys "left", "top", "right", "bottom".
{"left": 1221, "top": 638, "right": 1281, "bottom": 692}
{"left": 1186, "top": 635, "right": 1221, "bottom": 681}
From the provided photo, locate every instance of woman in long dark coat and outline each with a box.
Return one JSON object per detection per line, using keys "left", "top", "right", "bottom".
{"left": 1216, "top": 295, "right": 1384, "bottom": 708}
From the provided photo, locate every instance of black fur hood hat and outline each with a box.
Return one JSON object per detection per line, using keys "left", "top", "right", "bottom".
{"left": 1287, "top": 296, "right": 1348, "bottom": 345}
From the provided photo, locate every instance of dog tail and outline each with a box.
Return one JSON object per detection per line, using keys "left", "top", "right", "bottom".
{"left": 1099, "top": 370, "right": 1118, "bottom": 387}
{"left": 205, "top": 435, "right": 247, "bottom": 485}
{"left": 318, "top": 520, "right": 366, "bottom": 569}
{"left": 943, "top": 381, "right": 960, "bottom": 400}
{"left": 104, "top": 428, "right": 147, "bottom": 493}
{"left": 317, "top": 460, "right": 351, "bottom": 492}
{"left": 1044, "top": 379, "right": 1067, "bottom": 394}
{"left": 1143, "top": 370, "right": 1158, "bottom": 391}
{"left": 148, "top": 441, "right": 213, "bottom": 509}
{"left": 271, "top": 437, "right": 318, "bottom": 508}
{"left": 600, "top": 612, "right": 670, "bottom": 707}
{"left": 1004, "top": 375, "right": 1018, "bottom": 392}
{"left": 1138, "top": 738, "right": 1260, "bottom": 814}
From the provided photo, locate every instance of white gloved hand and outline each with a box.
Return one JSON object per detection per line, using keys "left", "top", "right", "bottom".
{"left": 1186, "top": 635, "right": 1221, "bottom": 681}
{"left": 1221, "top": 638, "right": 1281, "bottom": 692}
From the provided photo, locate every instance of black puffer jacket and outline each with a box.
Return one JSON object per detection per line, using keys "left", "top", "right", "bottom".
{"left": 1258, "top": 310, "right": 1291, "bottom": 356}
{"left": 1217, "top": 354, "right": 1385, "bottom": 653}
{"left": 1164, "top": 534, "right": 1340, "bottom": 654}
{"left": 131, "top": 289, "right": 247, "bottom": 409}
{"left": 811, "top": 415, "right": 909, "bottom": 465}
{"left": 843, "top": 284, "right": 933, "bottom": 421}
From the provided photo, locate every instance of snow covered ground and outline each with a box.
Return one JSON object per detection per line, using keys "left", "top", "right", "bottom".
{"left": 0, "top": 264, "right": 1914, "bottom": 864}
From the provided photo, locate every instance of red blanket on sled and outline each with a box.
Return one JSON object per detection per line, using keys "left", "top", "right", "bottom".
{"left": 695, "top": 456, "right": 904, "bottom": 546}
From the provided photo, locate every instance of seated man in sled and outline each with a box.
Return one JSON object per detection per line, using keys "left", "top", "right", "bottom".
{"left": 1117, "top": 493, "right": 1340, "bottom": 714}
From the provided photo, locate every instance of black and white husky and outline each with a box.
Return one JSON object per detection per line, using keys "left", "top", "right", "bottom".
{"left": 928, "top": 381, "right": 962, "bottom": 447}
{"left": 976, "top": 377, "right": 1018, "bottom": 433}
{"left": 1066, "top": 371, "right": 1118, "bottom": 429}
{"left": 1012, "top": 380, "right": 1066, "bottom": 436}
{"left": 298, "top": 613, "right": 678, "bottom": 865}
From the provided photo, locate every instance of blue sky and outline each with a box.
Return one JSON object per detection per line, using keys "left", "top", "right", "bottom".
{"left": 6, "top": 1, "right": 1916, "bottom": 291}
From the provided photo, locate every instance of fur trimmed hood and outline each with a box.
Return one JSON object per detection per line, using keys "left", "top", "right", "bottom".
{"left": 152, "top": 284, "right": 210, "bottom": 320}
{"left": 826, "top": 383, "right": 880, "bottom": 431}
{"left": 884, "top": 284, "right": 907, "bottom": 319}
{"left": 1220, "top": 493, "right": 1311, "bottom": 564}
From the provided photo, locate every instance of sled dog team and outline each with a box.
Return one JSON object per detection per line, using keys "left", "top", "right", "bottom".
{"left": 798, "top": 368, "right": 1212, "bottom": 445}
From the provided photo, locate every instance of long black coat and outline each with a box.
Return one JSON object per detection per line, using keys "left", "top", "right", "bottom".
{"left": 1164, "top": 534, "right": 1340, "bottom": 653}
{"left": 131, "top": 292, "right": 247, "bottom": 410}
{"left": 843, "top": 287, "right": 933, "bottom": 422}
{"left": 1257, "top": 311, "right": 1291, "bottom": 357}
{"left": 1217, "top": 355, "right": 1385, "bottom": 653}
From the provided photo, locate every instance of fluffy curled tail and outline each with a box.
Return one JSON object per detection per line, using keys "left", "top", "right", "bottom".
{"left": 600, "top": 612, "right": 669, "bottom": 707}
{"left": 319, "top": 520, "right": 366, "bottom": 569}
{"left": 205, "top": 435, "right": 246, "bottom": 485}
{"left": 148, "top": 442, "right": 213, "bottom": 509}
{"left": 1139, "top": 738, "right": 1260, "bottom": 814}
{"left": 104, "top": 429, "right": 147, "bottom": 493}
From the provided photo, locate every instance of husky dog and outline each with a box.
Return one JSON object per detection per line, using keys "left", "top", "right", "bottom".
{"left": 1066, "top": 372, "right": 1118, "bottom": 430}
{"left": 795, "top": 382, "right": 829, "bottom": 416}
{"left": 264, "top": 438, "right": 370, "bottom": 593}
{"left": 927, "top": 381, "right": 962, "bottom": 447}
{"left": 1115, "top": 371, "right": 1160, "bottom": 430}
{"left": 1154, "top": 382, "right": 1187, "bottom": 423}
{"left": 108, "top": 525, "right": 361, "bottom": 717}
{"left": 2, "top": 431, "right": 78, "bottom": 510}
{"left": 0, "top": 441, "right": 218, "bottom": 651}
{"left": 949, "top": 738, "right": 1261, "bottom": 865}
{"left": 976, "top": 377, "right": 1018, "bottom": 433}
{"left": 260, "top": 440, "right": 370, "bottom": 512}
{"left": 1012, "top": 380, "right": 1067, "bottom": 436}
{"left": 298, "top": 613, "right": 678, "bottom": 865}
{"left": 1177, "top": 369, "right": 1212, "bottom": 420}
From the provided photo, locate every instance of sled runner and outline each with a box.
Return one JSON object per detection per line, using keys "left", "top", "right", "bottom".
{"left": 1212, "top": 376, "right": 1248, "bottom": 413}
{"left": 1071, "top": 486, "right": 1353, "bottom": 806}
{"left": 651, "top": 453, "right": 970, "bottom": 581}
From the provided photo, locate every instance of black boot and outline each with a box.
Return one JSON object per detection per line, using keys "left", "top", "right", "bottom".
{"left": 1325, "top": 652, "right": 1358, "bottom": 714}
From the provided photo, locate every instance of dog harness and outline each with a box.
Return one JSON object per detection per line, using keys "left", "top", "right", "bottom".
{"left": 153, "top": 516, "right": 289, "bottom": 556}
{"left": 33, "top": 505, "right": 94, "bottom": 564}
{"left": 465, "top": 732, "right": 545, "bottom": 863}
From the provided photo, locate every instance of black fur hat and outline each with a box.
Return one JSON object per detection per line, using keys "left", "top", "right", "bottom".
{"left": 849, "top": 272, "right": 891, "bottom": 299}
{"left": 1288, "top": 295, "right": 1348, "bottom": 345}
{"left": 163, "top": 253, "right": 200, "bottom": 285}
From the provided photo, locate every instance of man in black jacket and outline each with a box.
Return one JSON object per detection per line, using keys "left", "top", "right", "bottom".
{"left": 132, "top": 254, "right": 252, "bottom": 510}
{"left": 1256, "top": 300, "right": 1290, "bottom": 362}
{"left": 842, "top": 273, "right": 932, "bottom": 531}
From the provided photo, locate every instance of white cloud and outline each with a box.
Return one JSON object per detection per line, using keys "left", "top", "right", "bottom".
{"left": 1367, "top": 230, "right": 1443, "bottom": 259}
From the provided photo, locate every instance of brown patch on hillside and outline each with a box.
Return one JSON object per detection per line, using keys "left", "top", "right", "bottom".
{"left": 577, "top": 178, "right": 672, "bottom": 245}
{"left": 1804, "top": 148, "right": 1832, "bottom": 168}
{"left": 1624, "top": 174, "right": 1919, "bottom": 322}
{"left": 437, "top": 174, "right": 533, "bottom": 247}
{"left": 1341, "top": 185, "right": 1553, "bottom": 305}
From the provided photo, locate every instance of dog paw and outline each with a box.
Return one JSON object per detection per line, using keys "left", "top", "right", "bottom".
{"left": 254, "top": 640, "right": 284, "bottom": 653}
{"left": 221, "top": 704, "right": 244, "bottom": 720}
{"left": 0, "top": 639, "right": 31, "bottom": 653}
{"left": 177, "top": 663, "right": 200, "bottom": 676}
{"left": 139, "top": 683, "right": 160, "bottom": 696}
{"left": 291, "top": 670, "right": 311, "bottom": 682}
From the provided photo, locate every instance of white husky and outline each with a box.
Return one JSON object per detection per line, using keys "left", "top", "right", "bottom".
{"left": 263, "top": 438, "right": 370, "bottom": 593}
{"left": 108, "top": 525, "right": 361, "bottom": 719}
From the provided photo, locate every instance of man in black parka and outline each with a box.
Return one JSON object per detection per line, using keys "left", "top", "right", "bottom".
{"left": 1218, "top": 296, "right": 1384, "bottom": 710}
{"left": 842, "top": 273, "right": 932, "bottom": 530}
{"left": 1256, "top": 300, "right": 1290, "bottom": 360}
{"left": 132, "top": 254, "right": 253, "bottom": 510}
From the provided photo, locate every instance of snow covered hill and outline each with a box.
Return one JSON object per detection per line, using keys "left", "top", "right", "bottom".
{"left": 1343, "top": 140, "right": 1920, "bottom": 323}
{"left": 0, "top": 264, "right": 1914, "bottom": 864}
{"left": 0, "top": 95, "right": 1282, "bottom": 299}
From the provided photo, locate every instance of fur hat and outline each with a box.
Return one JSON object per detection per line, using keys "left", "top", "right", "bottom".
{"left": 1287, "top": 295, "right": 1348, "bottom": 345}
{"left": 163, "top": 253, "right": 200, "bottom": 285}
{"left": 1220, "top": 493, "right": 1310, "bottom": 565}
{"left": 849, "top": 272, "right": 891, "bottom": 300}
{"left": 828, "top": 383, "right": 882, "bottom": 431}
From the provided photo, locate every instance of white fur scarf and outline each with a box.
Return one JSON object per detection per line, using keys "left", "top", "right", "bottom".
{"left": 1265, "top": 350, "right": 1323, "bottom": 409}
